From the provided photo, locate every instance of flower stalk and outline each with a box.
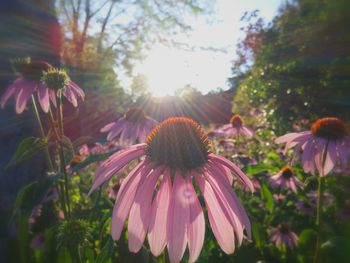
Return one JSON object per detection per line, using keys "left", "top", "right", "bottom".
{"left": 57, "top": 90, "right": 71, "bottom": 219}
{"left": 31, "top": 95, "right": 54, "bottom": 171}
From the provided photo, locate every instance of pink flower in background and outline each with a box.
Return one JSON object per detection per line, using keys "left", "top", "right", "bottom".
{"left": 276, "top": 117, "right": 350, "bottom": 176}
{"left": 101, "top": 108, "right": 158, "bottom": 144}
{"left": 273, "top": 194, "right": 286, "bottom": 203}
{"left": 295, "top": 200, "right": 315, "bottom": 215}
{"left": 270, "top": 166, "right": 303, "bottom": 193}
{"left": 207, "top": 129, "right": 224, "bottom": 140}
{"left": 90, "top": 117, "right": 254, "bottom": 263}
{"left": 218, "top": 114, "right": 253, "bottom": 139}
{"left": 1, "top": 61, "right": 84, "bottom": 114}
{"left": 41, "top": 67, "right": 84, "bottom": 107}
{"left": 1, "top": 61, "right": 54, "bottom": 113}
{"left": 307, "top": 191, "right": 334, "bottom": 206}
{"left": 270, "top": 223, "right": 298, "bottom": 249}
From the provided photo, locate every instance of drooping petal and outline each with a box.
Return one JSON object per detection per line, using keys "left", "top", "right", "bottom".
{"left": 120, "top": 121, "right": 133, "bottom": 142}
{"left": 208, "top": 161, "right": 233, "bottom": 185}
{"left": 128, "top": 166, "right": 163, "bottom": 252}
{"left": 148, "top": 169, "right": 172, "bottom": 256}
{"left": 49, "top": 89, "right": 57, "bottom": 107}
{"left": 204, "top": 168, "right": 244, "bottom": 245}
{"left": 209, "top": 154, "right": 254, "bottom": 192}
{"left": 89, "top": 144, "right": 146, "bottom": 194}
{"left": 106, "top": 119, "right": 126, "bottom": 141}
{"left": 195, "top": 174, "right": 235, "bottom": 254}
{"left": 241, "top": 126, "right": 253, "bottom": 138}
{"left": 323, "top": 141, "right": 336, "bottom": 176}
{"left": 275, "top": 132, "right": 309, "bottom": 144}
{"left": 1, "top": 82, "right": 18, "bottom": 108}
{"left": 68, "top": 80, "right": 85, "bottom": 100}
{"left": 110, "top": 161, "right": 148, "bottom": 240}
{"left": 15, "top": 82, "right": 36, "bottom": 113}
{"left": 37, "top": 83, "right": 50, "bottom": 113}
{"left": 186, "top": 176, "right": 205, "bottom": 263}
{"left": 168, "top": 171, "right": 190, "bottom": 263}
{"left": 100, "top": 122, "right": 116, "bottom": 133}
{"left": 62, "top": 86, "right": 77, "bottom": 107}
{"left": 206, "top": 165, "right": 251, "bottom": 239}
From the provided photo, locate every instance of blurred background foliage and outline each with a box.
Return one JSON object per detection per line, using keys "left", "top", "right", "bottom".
{"left": 230, "top": 0, "right": 350, "bottom": 134}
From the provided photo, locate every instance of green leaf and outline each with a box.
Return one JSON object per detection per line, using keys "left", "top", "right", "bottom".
{"left": 260, "top": 183, "right": 274, "bottom": 213}
{"left": 96, "top": 237, "right": 114, "bottom": 263}
{"left": 71, "top": 151, "right": 116, "bottom": 172}
{"left": 12, "top": 178, "right": 55, "bottom": 216}
{"left": 6, "top": 137, "right": 47, "bottom": 168}
{"left": 252, "top": 220, "right": 264, "bottom": 248}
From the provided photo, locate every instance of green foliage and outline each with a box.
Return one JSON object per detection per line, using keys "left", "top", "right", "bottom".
{"left": 231, "top": 0, "right": 350, "bottom": 133}
{"left": 6, "top": 137, "right": 48, "bottom": 168}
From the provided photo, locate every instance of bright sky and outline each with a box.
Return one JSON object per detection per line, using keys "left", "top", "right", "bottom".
{"left": 131, "top": 0, "right": 284, "bottom": 97}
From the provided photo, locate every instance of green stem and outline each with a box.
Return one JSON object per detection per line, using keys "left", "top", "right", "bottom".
{"left": 57, "top": 91, "right": 71, "bottom": 219}
{"left": 89, "top": 187, "right": 102, "bottom": 221}
{"left": 48, "top": 109, "right": 68, "bottom": 219}
{"left": 313, "top": 176, "right": 324, "bottom": 263}
{"left": 31, "top": 96, "right": 54, "bottom": 172}
{"left": 313, "top": 143, "right": 328, "bottom": 263}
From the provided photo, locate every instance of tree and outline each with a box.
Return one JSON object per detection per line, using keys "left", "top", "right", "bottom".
{"left": 230, "top": 0, "right": 350, "bottom": 133}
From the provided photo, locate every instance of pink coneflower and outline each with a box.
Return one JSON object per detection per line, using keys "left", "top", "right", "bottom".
{"left": 101, "top": 108, "right": 158, "bottom": 143}
{"left": 90, "top": 117, "right": 254, "bottom": 263}
{"left": 276, "top": 117, "right": 350, "bottom": 176}
{"left": 218, "top": 114, "right": 253, "bottom": 139}
{"left": 1, "top": 61, "right": 54, "bottom": 113}
{"left": 1, "top": 61, "right": 84, "bottom": 114}
{"left": 270, "top": 166, "right": 303, "bottom": 193}
{"left": 41, "top": 67, "right": 85, "bottom": 107}
{"left": 270, "top": 223, "right": 298, "bottom": 249}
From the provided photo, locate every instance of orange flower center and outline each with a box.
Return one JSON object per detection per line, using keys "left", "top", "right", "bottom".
{"left": 145, "top": 117, "right": 210, "bottom": 170}
{"left": 311, "top": 117, "right": 347, "bottom": 140}
{"left": 281, "top": 166, "right": 293, "bottom": 179}
{"left": 21, "top": 61, "right": 52, "bottom": 81}
{"left": 125, "top": 108, "right": 146, "bottom": 123}
{"left": 230, "top": 114, "right": 243, "bottom": 128}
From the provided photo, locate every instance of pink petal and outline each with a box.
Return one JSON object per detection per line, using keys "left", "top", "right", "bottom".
{"left": 241, "top": 126, "right": 253, "bottom": 138}
{"left": 37, "top": 83, "right": 50, "bottom": 113}
{"left": 110, "top": 161, "right": 147, "bottom": 240}
{"left": 275, "top": 132, "right": 306, "bottom": 144}
{"left": 69, "top": 80, "right": 85, "bottom": 99}
{"left": 107, "top": 118, "right": 126, "bottom": 141}
{"left": 195, "top": 174, "right": 235, "bottom": 254}
{"left": 204, "top": 169, "right": 244, "bottom": 245}
{"left": 128, "top": 166, "right": 163, "bottom": 252}
{"left": 206, "top": 166, "right": 252, "bottom": 239}
{"left": 186, "top": 177, "right": 205, "bottom": 263}
{"left": 168, "top": 171, "right": 190, "bottom": 263}
{"left": 100, "top": 122, "right": 116, "bottom": 133}
{"left": 323, "top": 141, "right": 336, "bottom": 176}
{"left": 62, "top": 86, "right": 77, "bottom": 107}
{"left": 49, "top": 89, "right": 57, "bottom": 107}
{"left": 148, "top": 169, "right": 172, "bottom": 256}
{"left": 15, "top": 83, "right": 36, "bottom": 113}
{"left": 89, "top": 145, "right": 146, "bottom": 194}
{"left": 209, "top": 154, "right": 254, "bottom": 192}
{"left": 1, "top": 82, "right": 18, "bottom": 108}
{"left": 208, "top": 161, "right": 233, "bottom": 185}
